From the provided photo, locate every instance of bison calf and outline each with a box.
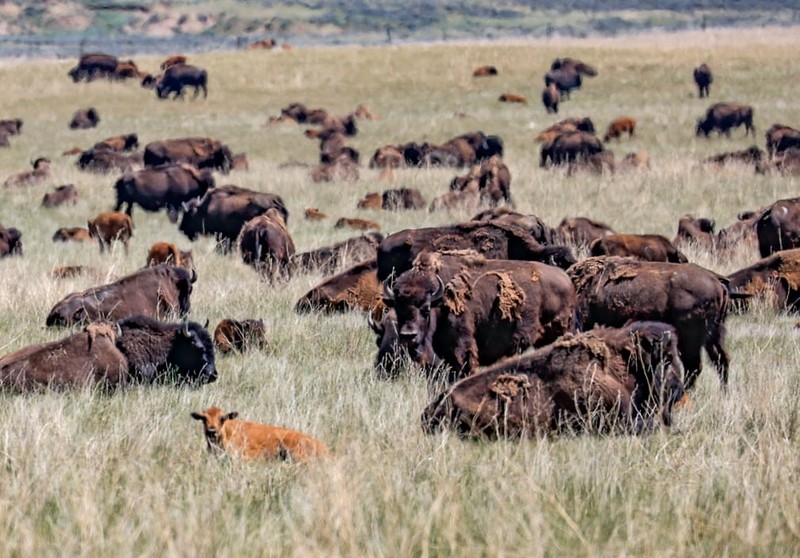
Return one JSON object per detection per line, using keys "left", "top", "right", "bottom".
{"left": 42, "top": 184, "right": 78, "bottom": 207}
{"left": 603, "top": 116, "right": 636, "bottom": 142}
{"left": 69, "top": 107, "right": 100, "bottom": 129}
{"left": 88, "top": 211, "right": 134, "bottom": 254}
{"left": 213, "top": 319, "right": 268, "bottom": 354}
{"left": 146, "top": 241, "right": 193, "bottom": 271}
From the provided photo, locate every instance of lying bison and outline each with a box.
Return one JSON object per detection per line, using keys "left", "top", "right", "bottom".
{"left": 422, "top": 321, "right": 685, "bottom": 437}
{"left": 144, "top": 137, "right": 233, "bottom": 173}
{"left": 46, "top": 264, "right": 195, "bottom": 327}
{"left": 0, "top": 317, "right": 216, "bottom": 390}
{"left": 471, "top": 208, "right": 553, "bottom": 245}
{"left": 696, "top": 103, "right": 755, "bottom": 138}
{"left": 727, "top": 248, "right": 800, "bottom": 312}
{"left": 540, "top": 131, "right": 604, "bottom": 167}
{"left": 77, "top": 148, "right": 143, "bottom": 174}
{"left": 590, "top": 233, "right": 688, "bottom": 263}
{"left": 380, "top": 251, "right": 577, "bottom": 380}
{"left": 554, "top": 217, "right": 615, "bottom": 246}
{"left": 114, "top": 163, "right": 214, "bottom": 221}
{"left": 293, "top": 232, "right": 383, "bottom": 275}
{"left": 295, "top": 258, "right": 382, "bottom": 315}
{"left": 213, "top": 319, "right": 268, "bottom": 354}
{"left": 568, "top": 256, "right": 733, "bottom": 389}
{"left": 756, "top": 197, "right": 800, "bottom": 256}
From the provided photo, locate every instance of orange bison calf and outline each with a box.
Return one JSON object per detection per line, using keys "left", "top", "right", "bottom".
{"left": 146, "top": 241, "right": 193, "bottom": 271}
{"left": 498, "top": 93, "right": 527, "bottom": 103}
{"left": 603, "top": 116, "right": 637, "bottom": 142}
{"left": 191, "top": 406, "right": 329, "bottom": 462}
{"left": 87, "top": 211, "right": 134, "bottom": 254}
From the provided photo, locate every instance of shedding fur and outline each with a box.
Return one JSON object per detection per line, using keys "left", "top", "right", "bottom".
{"left": 492, "top": 271, "right": 526, "bottom": 320}
{"left": 444, "top": 272, "right": 471, "bottom": 316}
{"left": 776, "top": 251, "right": 800, "bottom": 290}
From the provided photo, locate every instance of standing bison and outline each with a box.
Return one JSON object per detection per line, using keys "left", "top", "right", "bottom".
{"left": 238, "top": 209, "right": 296, "bottom": 279}
{"left": 540, "top": 131, "right": 604, "bottom": 168}
{"left": 114, "top": 163, "right": 214, "bottom": 221}
{"left": 156, "top": 64, "right": 208, "bottom": 99}
{"left": 144, "top": 137, "right": 233, "bottom": 173}
{"left": 693, "top": 63, "right": 713, "bottom": 98}
{"left": 696, "top": 103, "right": 755, "bottom": 137}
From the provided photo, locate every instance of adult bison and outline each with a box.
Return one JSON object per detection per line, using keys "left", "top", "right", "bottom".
{"left": 471, "top": 208, "right": 553, "bottom": 245}
{"left": 238, "top": 209, "right": 295, "bottom": 279}
{"left": 756, "top": 197, "right": 800, "bottom": 256}
{"left": 674, "top": 215, "right": 717, "bottom": 251}
{"left": 693, "top": 63, "right": 713, "bottom": 98}
{"left": 568, "top": 257, "right": 733, "bottom": 389}
{"left": 179, "top": 185, "right": 288, "bottom": 248}
{"left": 450, "top": 156, "right": 513, "bottom": 208}
{"left": 144, "top": 137, "right": 233, "bottom": 173}
{"left": 554, "top": 217, "right": 615, "bottom": 247}
{"left": 544, "top": 69, "right": 582, "bottom": 98}
{"left": 156, "top": 63, "right": 208, "bottom": 99}
{"left": 381, "top": 251, "right": 577, "bottom": 381}
{"left": 46, "top": 264, "right": 196, "bottom": 327}
{"left": 590, "top": 233, "right": 688, "bottom": 263}
{"left": 0, "top": 224, "right": 22, "bottom": 257}
{"left": 540, "top": 131, "right": 604, "bottom": 167}
{"left": 376, "top": 221, "right": 575, "bottom": 282}
{"left": 422, "top": 321, "right": 685, "bottom": 437}
{"left": 77, "top": 148, "right": 143, "bottom": 173}
{"left": 696, "top": 103, "right": 755, "bottom": 137}
{"left": 727, "top": 248, "right": 800, "bottom": 312}
{"left": 293, "top": 232, "right": 383, "bottom": 274}
{"left": 114, "top": 163, "right": 214, "bottom": 221}
{"left": 0, "top": 318, "right": 216, "bottom": 390}
{"left": 295, "top": 258, "right": 382, "bottom": 315}
{"left": 68, "top": 53, "right": 118, "bottom": 82}
{"left": 69, "top": 108, "right": 100, "bottom": 129}
{"left": 765, "top": 124, "right": 800, "bottom": 158}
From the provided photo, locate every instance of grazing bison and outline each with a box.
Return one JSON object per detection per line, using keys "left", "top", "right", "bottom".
{"left": 756, "top": 197, "right": 800, "bottom": 256}
{"left": 693, "top": 63, "right": 713, "bottom": 98}
{"left": 179, "top": 185, "right": 288, "bottom": 248}
{"left": 156, "top": 63, "right": 208, "bottom": 99}
{"left": 213, "top": 319, "right": 268, "bottom": 354}
{"left": 535, "top": 117, "right": 596, "bottom": 143}
{"left": 68, "top": 53, "right": 118, "bottom": 82}
{"left": 696, "top": 102, "right": 755, "bottom": 137}
{"left": 382, "top": 188, "right": 426, "bottom": 210}
{"left": 114, "top": 163, "right": 214, "bottom": 221}
{"left": 421, "top": 321, "right": 685, "bottom": 437}
{"left": 472, "top": 65, "right": 498, "bottom": 77}
{"left": 293, "top": 232, "right": 383, "bottom": 274}
{"left": 69, "top": 107, "right": 100, "bottom": 129}
{"left": 568, "top": 256, "right": 733, "bottom": 389}
{"left": 703, "top": 146, "right": 763, "bottom": 166}
{"left": 295, "top": 259, "right": 382, "bottom": 315}
{"left": 3, "top": 157, "right": 51, "bottom": 187}
{"left": 0, "top": 118, "right": 22, "bottom": 135}
{"left": 727, "top": 248, "right": 800, "bottom": 312}
{"left": 674, "top": 215, "right": 717, "bottom": 251}
{"left": 377, "top": 221, "right": 575, "bottom": 282}
{"left": 77, "top": 148, "right": 143, "bottom": 173}
{"left": 0, "top": 225, "right": 22, "bottom": 257}
{"left": 87, "top": 211, "right": 134, "bottom": 254}
{"left": 41, "top": 184, "right": 78, "bottom": 207}
{"left": 765, "top": 124, "right": 800, "bottom": 158}
{"left": 544, "top": 68, "right": 582, "bottom": 98}
{"left": 335, "top": 217, "right": 380, "bottom": 231}
{"left": 238, "top": 209, "right": 296, "bottom": 279}
{"left": 540, "top": 131, "right": 604, "bottom": 167}
{"left": 52, "top": 227, "right": 93, "bottom": 243}
{"left": 554, "top": 217, "right": 615, "bottom": 246}
{"left": 0, "top": 317, "right": 216, "bottom": 389}
{"left": 46, "top": 264, "right": 195, "bottom": 327}
{"left": 144, "top": 137, "right": 233, "bottom": 173}
{"left": 603, "top": 116, "right": 636, "bottom": 142}
{"left": 382, "top": 251, "right": 577, "bottom": 380}
{"left": 93, "top": 133, "right": 139, "bottom": 152}
{"left": 146, "top": 241, "right": 194, "bottom": 271}
{"left": 590, "top": 233, "right": 688, "bottom": 263}
{"left": 541, "top": 83, "right": 560, "bottom": 114}
{"left": 498, "top": 93, "right": 526, "bottom": 103}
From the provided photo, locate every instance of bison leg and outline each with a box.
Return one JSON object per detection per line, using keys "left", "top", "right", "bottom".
{"left": 677, "top": 333, "right": 704, "bottom": 390}
{"left": 202, "top": 84, "right": 208, "bottom": 99}
{"left": 704, "top": 326, "right": 730, "bottom": 389}
{"left": 167, "top": 206, "right": 179, "bottom": 224}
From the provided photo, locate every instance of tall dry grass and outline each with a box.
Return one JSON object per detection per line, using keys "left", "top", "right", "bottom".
{"left": 0, "top": 27, "right": 799, "bottom": 557}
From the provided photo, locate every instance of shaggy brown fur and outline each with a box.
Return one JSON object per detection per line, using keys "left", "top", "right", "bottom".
{"left": 293, "top": 232, "right": 384, "bottom": 274}
{"left": 590, "top": 233, "right": 688, "bottom": 263}
{"left": 603, "top": 116, "right": 636, "bottom": 142}
{"left": 295, "top": 259, "right": 383, "bottom": 316}
{"left": 146, "top": 241, "right": 194, "bottom": 271}
{"left": 87, "top": 211, "right": 134, "bottom": 254}
{"left": 41, "top": 184, "right": 78, "bottom": 207}
{"left": 304, "top": 208, "right": 328, "bottom": 220}
{"left": 213, "top": 319, "right": 268, "bottom": 354}
{"left": 238, "top": 209, "right": 295, "bottom": 280}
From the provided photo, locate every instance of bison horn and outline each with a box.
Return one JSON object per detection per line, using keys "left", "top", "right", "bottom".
{"left": 431, "top": 274, "right": 445, "bottom": 302}
{"left": 190, "top": 267, "right": 198, "bottom": 283}
{"left": 382, "top": 280, "right": 395, "bottom": 302}
{"left": 182, "top": 321, "right": 191, "bottom": 337}
{"left": 367, "top": 312, "right": 383, "bottom": 335}
{"left": 203, "top": 319, "right": 210, "bottom": 329}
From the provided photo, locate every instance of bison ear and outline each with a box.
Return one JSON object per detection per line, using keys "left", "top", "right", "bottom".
{"left": 190, "top": 412, "right": 205, "bottom": 421}
{"left": 203, "top": 319, "right": 210, "bottom": 329}
{"left": 222, "top": 412, "right": 238, "bottom": 422}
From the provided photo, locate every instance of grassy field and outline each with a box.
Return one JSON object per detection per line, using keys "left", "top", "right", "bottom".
{"left": 1, "top": 26, "right": 800, "bottom": 556}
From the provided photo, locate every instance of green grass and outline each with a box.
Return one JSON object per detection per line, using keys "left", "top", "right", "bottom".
{"left": 1, "top": 26, "right": 800, "bottom": 556}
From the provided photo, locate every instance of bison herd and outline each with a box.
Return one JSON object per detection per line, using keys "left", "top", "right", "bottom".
{"left": 0, "top": 46, "right": 799, "bottom": 460}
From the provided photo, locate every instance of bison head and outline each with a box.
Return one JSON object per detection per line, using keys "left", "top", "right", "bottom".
{"left": 167, "top": 320, "right": 217, "bottom": 384}
{"left": 696, "top": 118, "right": 713, "bottom": 137}
{"left": 214, "top": 145, "right": 234, "bottom": 174}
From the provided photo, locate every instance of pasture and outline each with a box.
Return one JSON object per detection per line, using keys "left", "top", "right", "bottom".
{"left": 1, "top": 25, "right": 800, "bottom": 556}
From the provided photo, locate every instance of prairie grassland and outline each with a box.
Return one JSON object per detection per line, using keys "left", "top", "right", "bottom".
{"left": 1, "top": 26, "right": 800, "bottom": 557}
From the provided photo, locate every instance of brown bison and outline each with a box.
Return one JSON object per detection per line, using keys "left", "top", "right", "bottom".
{"left": 146, "top": 241, "right": 194, "bottom": 271}
{"left": 68, "top": 53, "right": 118, "bottom": 82}
{"left": 674, "top": 215, "right": 717, "bottom": 251}
{"left": 295, "top": 259, "right": 382, "bottom": 316}
{"left": 450, "top": 156, "right": 513, "bottom": 207}
{"left": 304, "top": 208, "right": 328, "bottom": 220}
{"left": 540, "top": 131, "right": 604, "bottom": 167}
{"left": 471, "top": 208, "right": 553, "bottom": 245}
{"left": 335, "top": 217, "right": 380, "bottom": 231}
{"left": 703, "top": 146, "right": 763, "bottom": 166}
{"left": 568, "top": 256, "right": 733, "bottom": 389}
{"left": 0, "top": 118, "right": 22, "bottom": 135}
{"left": 41, "top": 184, "right": 78, "bottom": 207}
{"left": 87, "top": 211, "right": 134, "bottom": 254}
{"left": 46, "top": 264, "right": 195, "bottom": 327}
{"left": 0, "top": 317, "right": 216, "bottom": 390}
{"left": 52, "top": 227, "right": 93, "bottom": 243}
{"left": 535, "top": 117, "right": 596, "bottom": 143}
{"left": 567, "top": 151, "right": 615, "bottom": 175}
{"left": 498, "top": 93, "right": 527, "bottom": 103}
{"left": 3, "top": 157, "right": 51, "bottom": 188}
{"left": 554, "top": 217, "right": 615, "bottom": 246}
{"left": 382, "top": 188, "right": 426, "bottom": 210}
{"left": 756, "top": 197, "right": 800, "bottom": 256}
{"left": 603, "top": 116, "right": 636, "bottom": 142}
{"left": 369, "top": 145, "right": 405, "bottom": 169}
{"left": 0, "top": 224, "right": 22, "bottom": 257}
{"left": 590, "top": 233, "right": 688, "bottom": 263}
{"left": 381, "top": 251, "right": 577, "bottom": 380}
{"left": 422, "top": 321, "right": 685, "bottom": 437}
{"left": 114, "top": 163, "right": 214, "bottom": 221}
{"left": 619, "top": 150, "right": 651, "bottom": 170}
{"left": 161, "top": 55, "right": 187, "bottom": 70}
{"left": 69, "top": 107, "right": 100, "bottom": 129}
{"left": 144, "top": 137, "right": 233, "bottom": 173}
{"left": 696, "top": 103, "right": 755, "bottom": 137}
{"left": 293, "top": 232, "right": 383, "bottom": 274}
{"left": 356, "top": 192, "right": 382, "bottom": 210}
{"left": 717, "top": 210, "right": 762, "bottom": 254}
{"left": 77, "top": 148, "right": 143, "bottom": 173}
{"left": 693, "top": 63, "right": 713, "bottom": 98}
{"left": 238, "top": 209, "right": 296, "bottom": 279}
{"left": 93, "top": 133, "right": 139, "bottom": 152}
{"left": 213, "top": 319, "right": 268, "bottom": 354}
{"left": 112, "top": 60, "right": 142, "bottom": 80}
{"left": 541, "top": 83, "right": 560, "bottom": 114}
{"left": 472, "top": 65, "right": 498, "bottom": 77}
{"left": 377, "top": 220, "right": 576, "bottom": 282}
{"left": 156, "top": 63, "right": 208, "bottom": 99}
{"left": 727, "top": 248, "right": 800, "bottom": 312}
{"left": 765, "top": 124, "right": 800, "bottom": 158}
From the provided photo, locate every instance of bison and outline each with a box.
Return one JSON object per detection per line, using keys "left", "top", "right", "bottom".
{"left": 238, "top": 209, "right": 296, "bottom": 279}
{"left": 693, "top": 63, "right": 713, "bottom": 98}
{"left": 68, "top": 53, "right": 118, "bottom": 82}
{"left": 696, "top": 102, "right": 755, "bottom": 137}
{"left": 0, "top": 118, "right": 22, "bottom": 136}
{"left": 590, "top": 233, "right": 688, "bottom": 263}
{"left": 156, "top": 63, "right": 208, "bottom": 99}
{"left": 472, "top": 65, "right": 498, "bottom": 77}
{"left": 541, "top": 83, "right": 560, "bottom": 114}
{"left": 568, "top": 256, "right": 733, "bottom": 389}
{"left": 535, "top": 117, "right": 596, "bottom": 143}
{"left": 69, "top": 107, "right": 100, "bottom": 130}
{"left": 144, "top": 137, "right": 233, "bottom": 173}
{"left": 421, "top": 321, "right": 685, "bottom": 437}
{"left": 161, "top": 55, "right": 187, "bottom": 70}
{"left": 114, "top": 163, "right": 214, "bottom": 221}
{"left": 554, "top": 217, "right": 615, "bottom": 247}
{"left": 304, "top": 208, "right": 328, "bottom": 220}
{"left": 544, "top": 68, "right": 582, "bottom": 98}
{"left": 93, "top": 133, "right": 139, "bottom": 152}
{"left": 703, "top": 146, "right": 763, "bottom": 166}
{"left": 382, "top": 188, "right": 426, "bottom": 210}
{"left": 674, "top": 215, "right": 717, "bottom": 251}
{"left": 765, "top": 124, "right": 800, "bottom": 158}
{"left": 3, "top": 157, "right": 51, "bottom": 188}
{"left": 46, "top": 264, "right": 196, "bottom": 327}
{"left": 146, "top": 241, "right": 194, "bottom": 271}
{"left": 41, "top": 184, "right": 78, "bottom": 207}
{"left": 381, "top": 251, "right": 577, "bottom": 381}
{"left": 335, "top": 217, "right": 380, "bottom": 231}
{"left": 52, "top": 227, "right": 93, "bottom": 243}
{"left": 540, "top": 131, "right": 604, "bottom": 168}
{"left": 603, "top": 116, "right": 636, "bottom": 142}
{"left": 213, "top": 319, "right": 268, "bottom": 354}
{"left": 756, "top": 197, "right": 800, "bottom": 256}
{"left": 471, "top": 208, "right": 553, "bottom": 245}
{"left": 87, "top": 211, "right": 134, "bottom": 254}
{"left": 727, "top": 248, "right": 800, "bottom": 312}
{"left": 498, "top": 93, "right": 527, "bottom": 103}
{"left": 0, "top": 225, "right": 22, "bottom": 257}
{"left": 77, "top": 148, "right": 143, "bottom": 173}
{"left": 295, "top": 259, "right": 382, "bottom": 315}
{"left": 293, "top": 232, "right": 383, "bottom": 274}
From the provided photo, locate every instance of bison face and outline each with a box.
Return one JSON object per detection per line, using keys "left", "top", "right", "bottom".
{"left": 696, "top": 119, "right": 712, "bottom": 137}
{"left": 214, "top": 146, "right": 234, "bottom": 173}
{"left": 370, "top": 309, "right": 406, "bottom": 378}
{"left": 168, "top": 322, "right": 217, "bottom": 384}
{"left": 383, "top": 274, "right": 445, "bottom": 368}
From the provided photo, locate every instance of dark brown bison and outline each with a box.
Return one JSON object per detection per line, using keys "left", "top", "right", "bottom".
{"left": 377, "top": 221, "right": 576, "bottom": 282}
{"left": 213, "top": 319, "right": 268, "bottom": 354}
{"left": 756, "top": 197, "right": 800, "bottom": 256}
{"left": 179, "top": 185, "right": 288, "bottom": 248}
{"left": 156, "top": 63, "right": 208, "bottom": 99}
{"left": 41, "top": 184, "right": 78, "bottom": 207}
{"left": 87, "top": 211, "right": 134, "bottom": 254}
{"left": 693, "top": 63, "right": 713, "bottom": 98}
{"left": 472, "top": 65, "right": 498, "bottom": 77}
{"left": 381, "top": 251, "right": 577, "bottom": 380}
{"left": 717, "top": 210, "right": 762, "bottom": 255}
{"left": 603, "top": 116, "right": 636, "bottom": 142}
{"left": 0, "top": 317, "right": 216, "bottom": 390}
{"left": 674, "top": 215, "right": 717, "bottom": 251}
{"left": 0, "top": 224, "right": 22, "bottom": 257}
{"left": 93, "top": 133, "right": 139, "bottom": 152}
{"left": 68, "top": 53, "right": 118, "bottom": 82}
{"left": 295, "top": 259, "right": 382, "bottom": 315}
{"left": 144, "top": 137, "right": 233, "bottom": 173}
{"left": 114, "top": 163, "right": 214, "bottom": 221}
{"left": 568, "top": 257, "right": 733, "bottom": 389}
{"left": 696, "top": 103, "right": 755, "bottom": 137}
{"left": 3, "top": 157, "right": 51, "bottom": 187}
{"left": 77, "top": 148, "right": 143, "bottom": 173}
{"left": 727, "top": 248, "right": 800, "bottom": 312}
{"left": 765, "top": 124, "right": 800, "bottom": 158}
{"left": 46, "top": 265, "right": 196, "bottom": 327}
{"left": 0, "top": 119, "right": 22, "bottom": 135}
{"left": 69, "top": 108, "right": 100, "bottom": 130}
{"left": 554, "top": 217, "right": 615, "bottom": 246}
{"left": 293, "top": 232, "right": 383, "bottom": 274}
{"left": 238, "top": 209, "right": 295, "bottom": 279}
{"left": 703, "top": 146, "right": 763, "bottom": 166}
{"left": 450, "top": 156, "right": 513, "bottom": 207}
{"left": 471, "top": 208, "right": 553, "bottom": 246}
{"left": 545, "top": 59, "right": 594, "bottom": 97}
{"left": 381, "top": 188, "right": 426, "bottom": 210}
{"left": 540, "top": 131, "right": 604, "bottom": 167}
{"left": 422, "top": 321, "right": 685, "bottom": 437}
{"left": 541, "top": 83, "right": 560, "bottom": 114}
{"left": 567, "top": 151, "right": 615, "bottom": 176}
{"left": 535, "top": 117, "right": 596, "bottom": 143}
{"left": 52, "top": 227, "right": 93, "bottom": 243}
{"left": 146, "top": 241, "right": 194, "bottom": 271}
{"left": 550, "top": 57, "right": 598, "bottom": 76}
{"left": 590, "top": 233, "right": 688, "bottom": 263}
